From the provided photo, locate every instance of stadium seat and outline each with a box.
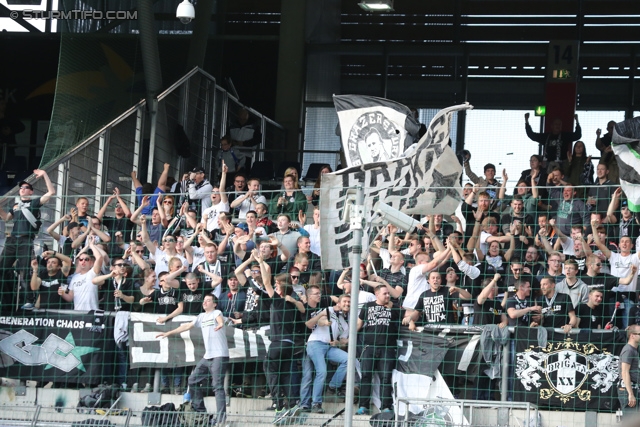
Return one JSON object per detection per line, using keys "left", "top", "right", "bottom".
{"left": 303, "top": 163, "right": 330, "bottom": 181}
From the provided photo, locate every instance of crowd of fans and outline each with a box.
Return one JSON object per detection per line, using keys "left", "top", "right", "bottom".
{"left": 0, "top": 115, "right": 638, "bottom": 420}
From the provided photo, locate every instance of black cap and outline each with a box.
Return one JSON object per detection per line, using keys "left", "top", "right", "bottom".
{"left": 18, "top": 181, "right": 33, "bottom": 190}
{"left": 192, "top": 166, "right": 205, "bottom": 174}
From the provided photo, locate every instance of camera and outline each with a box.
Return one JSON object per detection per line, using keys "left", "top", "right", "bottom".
{"left": 176, "top": 0, "right": 195, "bottom": 24}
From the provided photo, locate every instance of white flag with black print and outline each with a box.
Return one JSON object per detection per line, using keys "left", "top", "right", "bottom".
{"left": 613, "top": 117, "right": 640, "bottom": 212}
{"left": 320, "top": 102, "right": 472, "bottom": 270}
{"left": 334, "top": 94, "right": 421, "bottom": 167}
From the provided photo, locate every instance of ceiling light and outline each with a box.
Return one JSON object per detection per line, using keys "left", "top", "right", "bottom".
{"left": 358, "top": 0, "right": 394, "bottom": 12}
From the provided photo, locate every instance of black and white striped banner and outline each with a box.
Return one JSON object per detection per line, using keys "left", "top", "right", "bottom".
{"left": 129, "top": 313, "right": 270, "bottom": 368}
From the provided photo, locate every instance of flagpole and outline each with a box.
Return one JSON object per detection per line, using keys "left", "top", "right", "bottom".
{"left": 344, "top": 183, "right": 364, "bottom": 427}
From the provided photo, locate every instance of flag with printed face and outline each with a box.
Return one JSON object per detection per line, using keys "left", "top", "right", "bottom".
{"left": 320, "top": 101, "right": 472, "bottom": 270}
{"left": 334, "top": 95, "right": 420, "bottom": 167}
{"left": 613, "top": 117, "right": 640, "bottom": 212}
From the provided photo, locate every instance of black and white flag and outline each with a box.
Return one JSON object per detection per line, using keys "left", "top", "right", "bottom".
{"left": 334, "top": 95, "right": 420, "bottom": 167}
{"left": 320, "top": 102, "right": 472, "bottom": 270}
{"left": 613, "top": 117, "right": 640, "bottom": 212}
{"left": 129, "top": 313, "right": 270, "bottom": 368}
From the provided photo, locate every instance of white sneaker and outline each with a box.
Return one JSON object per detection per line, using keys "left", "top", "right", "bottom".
{"left": 131, "top": 383, "right": 139, "bottom": 393}
{"left": 142, "top": 383, "right": 153, "bottom": 393}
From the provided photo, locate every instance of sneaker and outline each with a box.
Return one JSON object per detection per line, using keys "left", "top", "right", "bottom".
{"left": 266, "top": 402, "right": 277, "bottom": 411}
{"left": 356, "top": 407, "right": 369, "bottom": 415}
{"left": 142, "top": 383, "right": 153, "bottom": 393}
{"left": 382, "top": 408, "right": 393, "bottom": 413}
{"left": 311, "top": 404, "right": 325, "bottom": 414}
{"left": 325, "top": 386, "right": 337, "bottom": 396}
{"left": 131, "top": 383, "right": 139, "bottom": 393}
{"left": 299, "top": 406, "right": 311, "bottom": 413}
{"left": 287, "top": 405, "right": 302, "bottom": 420}
{"left": 160, "top": 387, "right": 170, "bottom": 394}
{"left": 121, "top": 383, "right": 128, "bottom": 391}
{"left": 21, "top": 303, "right": 34, "bottom": 310}
{"left": 273, "top": 407, "right": 290, "bottom": 424}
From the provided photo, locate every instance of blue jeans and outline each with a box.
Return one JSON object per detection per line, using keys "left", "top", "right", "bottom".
{"left": 300, "top": 341, "right": 348, "bottom": 407}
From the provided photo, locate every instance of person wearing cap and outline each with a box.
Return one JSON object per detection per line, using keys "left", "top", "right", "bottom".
{"left": 177, "top": 165, "right": 213, "bottom": 217}
{"left": 463, "top": 160, "right": 501, "bottom": 201}
{"left": 0, "top": 169, "right": 55, "bottom": 309}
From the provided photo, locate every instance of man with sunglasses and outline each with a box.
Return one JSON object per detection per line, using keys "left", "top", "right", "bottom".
{"left": 0, "top": 169, "right": 55, "bottom": 309}
{"left": 92, "top": 257, "right": 135, "bottom": 312}
{"left": 177, "top": 166, "right": 213, "bottom": 217}
{"left": 140, "top": 219, "right": 187, "bottom": 278}
{"left": 58, "top": 241, "right": 105, "bottom": 311}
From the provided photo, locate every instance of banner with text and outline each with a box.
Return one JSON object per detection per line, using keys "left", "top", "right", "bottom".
{"left": 129, "top": 313, "right": 271, "bottom": 368}
{"left": 0, "top": 311, "right": 114, "bottom": 384}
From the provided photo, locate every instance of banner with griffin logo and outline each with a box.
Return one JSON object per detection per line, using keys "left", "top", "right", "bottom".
{"left": 514, "top": 327, "right": 627, "bottom": 411}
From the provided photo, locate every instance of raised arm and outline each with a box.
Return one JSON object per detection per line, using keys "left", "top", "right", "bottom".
{"left": 130, "top": 195, "right": 150, "bottom": 225}
{"left": 197, "top": 264, "right": 223, "bottom": 289}
{"left": 591, "top": 219, "right": 611, "bottom": 259}
{"left": 90, "top": 241, "right": 106, "bottom": 275}
{"left": 139, "top": 215, "right": 157, "bottom": 254}
{"left": 234, "top": 252, "right": 255, "bottom": 286}
{"left": 34, "top": 169, "right": 55, "bottom": 204}
{"left": 30, "top": 259, "right": 42, "bottom": 291}
{"left": 219, "top": 162, "right": 229, "bottom": 204}
{"left": 255, "top": 249, "right": 274, "bottom": 297}
{"left": 605, "top": 187, "right": 622, "bottom": 224}
{"left": 156, "top": 319, "right": 195, "bottom": 338}
{"left": 498, "top": 169, "right": 508, "bottom": 200}
{"left": 47, "top": 214, "right": 71, "bottom": 241}
{"left": 157, "top": 302, "right": 184, "bottom": 324}
{"left": 477, "top": 273, "right": 500, "bottom": 305}
{"left": 504, "top": 234, "right": 516, "bottom": 262}
{"left": 96, "top": 193, "right": 117, "bottom": 221}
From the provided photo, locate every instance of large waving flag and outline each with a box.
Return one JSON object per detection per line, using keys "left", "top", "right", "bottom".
{"left": 334, "top": 95, "right": 421, "bottom": 167}
{"left": 320, "top": 100, "right": 472, "bottom": 270}
{"left": 612, "top": 117, "right": 640, "bottom": 212}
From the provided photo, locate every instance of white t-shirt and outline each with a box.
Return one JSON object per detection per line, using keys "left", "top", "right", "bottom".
{"left": 236, "top": 194, "right": 267, "bottom": 219}
{"left": 403, "top": 264, "right": 429, "bottom": 309}
{"left": 191, "top": 247, "right": 205, "bottom": 269}
{"left": 69, "top": 269, "right": 98, "bottom": 311}
{"left": 561, "top": 238, "right": 575, "bottom": 257}
{"left": 304, "top": 225, "right": 321, "bottom": 256}
{"left": 307, "top": 307, "right": 349, "bottom": 344}
{"left": 609, "top": 252, "right": 640, "bottom": 292}
{"left": 193, "top": 309, "right": 229, "bottom": 359}
{"left": 202, "top": 201, "right": 230, "bottom": 232}
{"left": 152, "top": 248, "right": 188, "bottom": 276}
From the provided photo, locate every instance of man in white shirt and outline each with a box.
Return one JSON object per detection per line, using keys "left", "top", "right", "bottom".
{"left": 201, "top": 161, "right": 229, "bottom": 232}
{"left": 141, "top": 219, "right": 188, "bottom": 277}
{"left": 592, "top": 219, "right": 640, "bottom": 328}
{"left": 58, "top": 241, "right": 105, "bottom": 311}
{"left": 229, "top": 177, "right": 267, "bottom": 220}
{"left": 298, "top": 294, "right": 351, "bottom": 414}
{"left": 156, "top": 294, "right": 228, "bottom": 425}
{"left": 402, "top": 249, "right": 451, "bottom": 311}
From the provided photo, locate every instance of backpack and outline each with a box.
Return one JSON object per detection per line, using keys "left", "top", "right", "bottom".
{"left": 178, "top": 402, "right": 209, "bottom": 427}
{"left": 141, "top": 403, "right": 180, "bottom": 427}
{"left": 77, "top": 384, "right": 120, "bottom": 414}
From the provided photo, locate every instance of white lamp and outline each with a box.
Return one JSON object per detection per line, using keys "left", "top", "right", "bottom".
{"left": 358, "top": 0, "right": 394, "bottom": 12}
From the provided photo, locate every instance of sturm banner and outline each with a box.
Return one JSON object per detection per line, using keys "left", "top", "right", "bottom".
{"left": 514, "top": 327, "right": 626, "bottom": 411}
{"left": 129, "top": 313, "right": 271, "bottom": 368}
{"left": 321, "top": 101, "right": 471, "bottom": 270}
{"left": 0, "top": 312, "right": 113, "bottom": 384}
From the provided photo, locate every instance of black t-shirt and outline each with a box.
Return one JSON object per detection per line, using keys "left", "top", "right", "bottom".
{"left": 180, "top": 283, "right": 207, "bottom": 315}
{"left": 473, "top": 298, "right": 504, "bottom": 326}
{"left": 580, "top": 273, "right": 618, "bottom": 295}
{"left": 99, "top": 277, "right": 135, "bottom": 312}
{"left": 505, "top": 295, "right": 534, "bottom": 327}
{"left": 149, "top": 287, "right": 181, "bottom": 315}
{"left": 11, "top": 197, "right": 42, "bottom": 237}
{"left": 536, "top": 292, "right": 574, "bottom": 328}
{"left": 566, "top": 255, "right": 587, "bottom": 276}
{"left": 414, "top": 287, "right": 456, "bottom": 324}
{"left": 267, "top": 292, "right": 301, "bottom": 342}
{"left": 102, "top": 216, "right": 136, "bottom": 241}
{"left": 575, "top": 303, "right": 605, "bottom": 329}
{"left": 37, "top": 270, "right": 70, "bottom": 310}
{"left": 358, "top": 301, "right": 401, "bottom": 347}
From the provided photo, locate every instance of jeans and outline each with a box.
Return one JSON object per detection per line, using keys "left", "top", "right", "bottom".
{"left": 300, "top": 341, "right": 349, "bottom": 407}
{"left": 115, "top": 342, "right": 129, "bottom": 386}
{"left": 189, "top": 356, "right": 228, "bottom": 423}
{"left": 162, "top": 367, "right": 183, "bottom": 388}
{"left": 265, "top": 340, "right": 295, "bottom": 409}
{"left": 618, "top": 387, "right": 640, "bottom": 417}
{"left": 359, "top": 345, "right": 395, "bottom": 411}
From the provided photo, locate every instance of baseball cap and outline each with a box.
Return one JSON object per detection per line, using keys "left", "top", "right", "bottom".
{"left": 236, "top": 222, "right": 249, "bottom": 233}
{"left": 18, "top": 181, "right": 33, "bottom": 190}
{"left": 484, "top": 163, "right": 496, "bottom": 172}
{"left": 191, "top": 166, "right": 205, "bottom": 174}
{"left": 621, "top": 200, "right": 629, "bottom": 208}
